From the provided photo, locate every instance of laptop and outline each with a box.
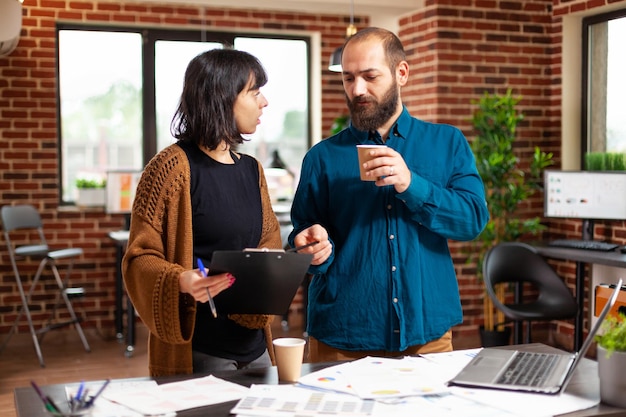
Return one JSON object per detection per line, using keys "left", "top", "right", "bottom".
{"left": 208, "top": 249, "right": 312, "bottom": 315}
{"left": 448, "top": 278, "right": 623, "bottom": 394}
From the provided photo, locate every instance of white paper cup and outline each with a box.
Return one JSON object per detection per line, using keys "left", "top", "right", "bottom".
{"left": 356, "top": 144, "right": 387, "bottom": 181}
{"left": 273, "top": 337, "right": 306, "bottom": 382}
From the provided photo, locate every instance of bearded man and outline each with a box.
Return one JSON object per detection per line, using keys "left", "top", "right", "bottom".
{"left": 288, "top": 27, "right": 489, "bottom": 361}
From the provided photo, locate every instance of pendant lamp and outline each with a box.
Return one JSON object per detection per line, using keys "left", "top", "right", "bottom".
{"left": 328, "top": 0, "right": 357, "bottom": 72}
{"left": 0, "top": 0, "right": 23, "bottom": 57}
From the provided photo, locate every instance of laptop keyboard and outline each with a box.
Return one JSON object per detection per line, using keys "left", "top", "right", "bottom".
{"left": 496, "top": 352, "right": 559, "bottom": 387}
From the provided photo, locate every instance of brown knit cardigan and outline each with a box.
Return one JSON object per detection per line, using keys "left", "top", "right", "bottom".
{"left": 122, "top": 144, "right": 283, "bottom": 377}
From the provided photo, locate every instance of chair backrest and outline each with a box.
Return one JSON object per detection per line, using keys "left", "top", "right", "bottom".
{"left": 482, "top": 241, "right": 577, "bottom": 319}
{"left": 1, "top": 204, "right": 44, "bottom": 232}
{"left": 1, "top": 205, "right": 49, "bottom": 257}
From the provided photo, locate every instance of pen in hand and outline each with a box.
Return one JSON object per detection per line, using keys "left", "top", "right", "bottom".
{"left": 287, "top": 241, "right": 320, "bottom": 252}
{"left": 197, "top": 258, "right": 218, "bottom": 318}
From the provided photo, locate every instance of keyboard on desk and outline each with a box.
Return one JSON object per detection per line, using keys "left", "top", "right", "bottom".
{"left": 548, "top": 239, "right": 619, "bottom": 252}
{"left": 496, "top": 351, "right": 559, "bottom": 387}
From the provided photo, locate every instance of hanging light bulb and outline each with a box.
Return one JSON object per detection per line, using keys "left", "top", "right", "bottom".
{"left": 0, "top": 0, "right": 23, "bottom": 57}
{"left": 328, "top": 0, "right": 357, "bottom": 72}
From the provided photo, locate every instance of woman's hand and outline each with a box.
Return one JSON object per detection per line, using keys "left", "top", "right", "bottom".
{"left": 179, "top": 269, "right": 235, "bottom": 303}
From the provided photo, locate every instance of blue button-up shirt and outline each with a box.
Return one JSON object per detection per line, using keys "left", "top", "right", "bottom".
{"left": 289, "top": 107, "right": 488, "bottom": 351}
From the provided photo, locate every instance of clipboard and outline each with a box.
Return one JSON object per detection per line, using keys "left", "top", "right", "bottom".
{"left": 209, "top": 250, "right": 313, "bottom": 314}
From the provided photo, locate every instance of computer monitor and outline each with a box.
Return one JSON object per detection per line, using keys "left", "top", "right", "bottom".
{"left": 106, "top": 170, "right": 142, "bottom": 228}
{"left": 544, "top": 170, "right": 626, "bottom": 221}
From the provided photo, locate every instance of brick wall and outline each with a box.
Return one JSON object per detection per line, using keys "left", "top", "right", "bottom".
{"left": 1, "top": 0, "right": 626, "bottom": 345}
{"left": 0, "top": 0, "right": 365, "bottom": 337}
{"left": 395, "top": 0, "right": 626, "bottom": 343}
{"left": 399, "top": 0, "right": 561, "bottom": 340}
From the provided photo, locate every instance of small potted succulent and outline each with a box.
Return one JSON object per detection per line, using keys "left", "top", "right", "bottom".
{"left": 595, "top": 312, "right": 626, "bottom": 408}
{"left": 75, "top": 175, "right": 106, "bottom": 207}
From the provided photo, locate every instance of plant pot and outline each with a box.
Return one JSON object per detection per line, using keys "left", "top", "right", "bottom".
{"left": 76, "top": 188, "right": 106, "bottom": 207}
{"left": 597, "top": 345, "right": 626, "bottom": 408}
{"left": 479, "top": 325, "right": 511, "bottom": 347}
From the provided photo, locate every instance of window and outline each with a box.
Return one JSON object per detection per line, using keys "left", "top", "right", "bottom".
{"left": 57, "top": 25, "right": 311, "bottom": 204}
{"left": 582, "top": 10, "right": 626, "bottom": 162}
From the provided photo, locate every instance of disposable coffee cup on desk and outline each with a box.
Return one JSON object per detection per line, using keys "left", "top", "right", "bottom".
{"left": 356, "top": 144, "right": 387, "bottom": 181}
{"left": 273, "top": 337, "right": 306, "bottom": 382}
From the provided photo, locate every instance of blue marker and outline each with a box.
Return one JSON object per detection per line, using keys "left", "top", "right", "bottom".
{"left": 75, "top": 380, "right": 85, "bottom": 402}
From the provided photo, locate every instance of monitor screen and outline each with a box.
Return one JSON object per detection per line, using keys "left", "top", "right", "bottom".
{"left": 544, "top": 170, "right": 626, "bottom": 220}
{"left": 106, "top": 170, "right": 142, "bottom": 215}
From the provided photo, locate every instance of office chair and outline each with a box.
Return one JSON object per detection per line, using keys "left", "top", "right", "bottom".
{"left": 483, "top": 242, "right": 578, "bottom": 345}
{"left": 1, "top": 204, "right": 90, "bottom": 367}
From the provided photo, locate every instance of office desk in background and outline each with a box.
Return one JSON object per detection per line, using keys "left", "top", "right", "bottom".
{"left": 533, "top": 244, "right": 626, "bottom": 352}
{"left": 106, "top": 203, "right": 293, "bottom": 356}
{"left": 107, "top": 230, "right": 134, "bottom": 356}
{"left": 13, "top": 343, "right": 625, "bottom": 417}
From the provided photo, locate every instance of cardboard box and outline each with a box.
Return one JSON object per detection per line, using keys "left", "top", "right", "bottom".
{"left": 595, "top": 284, "right": 626, "bottom": 318}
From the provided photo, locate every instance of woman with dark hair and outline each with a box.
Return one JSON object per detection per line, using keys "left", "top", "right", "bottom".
{"left": 123, "top": 48, "right": 282, "bottom": 377}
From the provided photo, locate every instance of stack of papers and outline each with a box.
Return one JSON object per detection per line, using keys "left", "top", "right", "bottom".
{"left": 297, "top": 356, "right": 450, "bottom": 399}
{"left": 74, "top": 376, "right": 249, "bottom": 416}
{"left": 230, "top": 349, "right": 601, "bottom": 417}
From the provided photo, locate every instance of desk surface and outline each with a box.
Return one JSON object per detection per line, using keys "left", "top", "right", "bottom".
{"left": 108, "top": 230, "right": 130, "bottom": 242}
{"left": 534, "top": 244, "right": 626, "bottom": 269}
{"left": 13, "top": 344, "right": 626, "bottom": 417}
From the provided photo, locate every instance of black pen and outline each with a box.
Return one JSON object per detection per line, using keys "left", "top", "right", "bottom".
{"left": 287, "top": 241, "right": 320, "bottom": 252}
{"left": 84, "top": 378, "right": 110, "bottom": 408}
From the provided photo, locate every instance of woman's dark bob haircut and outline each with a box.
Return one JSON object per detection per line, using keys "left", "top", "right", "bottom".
{"left": 170, "top": 48, "right": 267, "bottom": 150}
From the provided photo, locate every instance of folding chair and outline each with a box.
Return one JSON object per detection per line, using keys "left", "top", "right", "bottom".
{"left": 1, "top": 204, "right": 90, "bottom": 367}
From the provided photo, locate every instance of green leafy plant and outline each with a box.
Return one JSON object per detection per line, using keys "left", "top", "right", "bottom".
{"left": 75, "top": 177, "right": 106, "bottom": 189}
{"left": 467, "top": 89, "right": 554, "bottom": 332}
{"left": 330, "top": 115, "right": 350, "bottom": 135}
{"left": 584, "top": 152, "right": 626, "bottom": 171}
{"left": 595, "top": 313, "right": 626, "bottom": 357}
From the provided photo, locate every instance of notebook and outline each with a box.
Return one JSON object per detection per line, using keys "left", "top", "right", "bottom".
{"left": 448, "top": 278, "right": 623, "bottom": 394}
{"left": 208, "top": 249, "right": 312, "bottom": 315}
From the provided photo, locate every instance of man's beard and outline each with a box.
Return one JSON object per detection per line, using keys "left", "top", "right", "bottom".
{"left": 347, "top": 83, "right": 399, "bottom": 132}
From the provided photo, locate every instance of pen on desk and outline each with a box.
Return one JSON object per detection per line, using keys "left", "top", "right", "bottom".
{"left": 45, "top": 395, "right": 61, "bottom": 414}
{"left": 84, "top": 378, "right": 110, "bottom": 408}
{"left": 197, "top": 258, "right": 218, "bottom": 318}
{"left": 287, "top": 241, "right": 320, "bottom": 252}
{"left": 30, "top": 381, "right": 57, "bottom": 413}
{"left": 75, "top": 380, "right": 85, "bottom": 402}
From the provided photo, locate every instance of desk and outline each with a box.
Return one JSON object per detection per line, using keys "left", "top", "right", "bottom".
{"left": 13, "top": 344, "right": 626, "bottom": 417}
{"left": 107, "top": 230, "right": 134, "bottom": 356}
{"left": 534, "top": 245, "right": 626, "bottom": 352}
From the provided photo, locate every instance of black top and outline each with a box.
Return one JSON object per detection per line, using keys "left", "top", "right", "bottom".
{"left": 178, "top": 141, "right": 265, "bottom": 362}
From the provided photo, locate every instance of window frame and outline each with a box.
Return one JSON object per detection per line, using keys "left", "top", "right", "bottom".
{"left": 581, "top": 8, "right": 626, "bottom": 168}
{"left": 56, "top": 23, "right": 313, "bottom": 205}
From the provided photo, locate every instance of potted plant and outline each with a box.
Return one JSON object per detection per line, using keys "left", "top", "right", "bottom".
{"left": 595, "top": 312, "right": 626, "bottom": 408}
{"left": 584, "top": 152, "right": 626, "bottom": 171}
{"left": 467, "top": 89, "right": 553, "bottom": 346}
{"left": 330, "top": 115, "right": 350, "bottom": 135}
{"left": 75, "top": 175, "right": 106, "bottom": 207}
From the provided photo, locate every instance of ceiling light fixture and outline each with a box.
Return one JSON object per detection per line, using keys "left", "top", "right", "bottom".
{"left": 328, "top": 0, "right": 357, "bottom": 72}
{"left": 0, "top": 0, "right": 23, "bottom": 57}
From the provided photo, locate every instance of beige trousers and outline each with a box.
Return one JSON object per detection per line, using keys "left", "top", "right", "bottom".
{"left": 308, "top": 329, "right": 453, "bottom": 363}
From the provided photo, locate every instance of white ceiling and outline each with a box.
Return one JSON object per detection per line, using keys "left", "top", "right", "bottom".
{"left": 136, "top": 0, "right": 424, "bottom": 31}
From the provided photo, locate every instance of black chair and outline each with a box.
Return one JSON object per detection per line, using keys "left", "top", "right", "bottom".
{"left": 483, "top": 242, "right": 578, "bottom": 345}
{"left": 1, "top": 204, "right": 90, "bottom": 367}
